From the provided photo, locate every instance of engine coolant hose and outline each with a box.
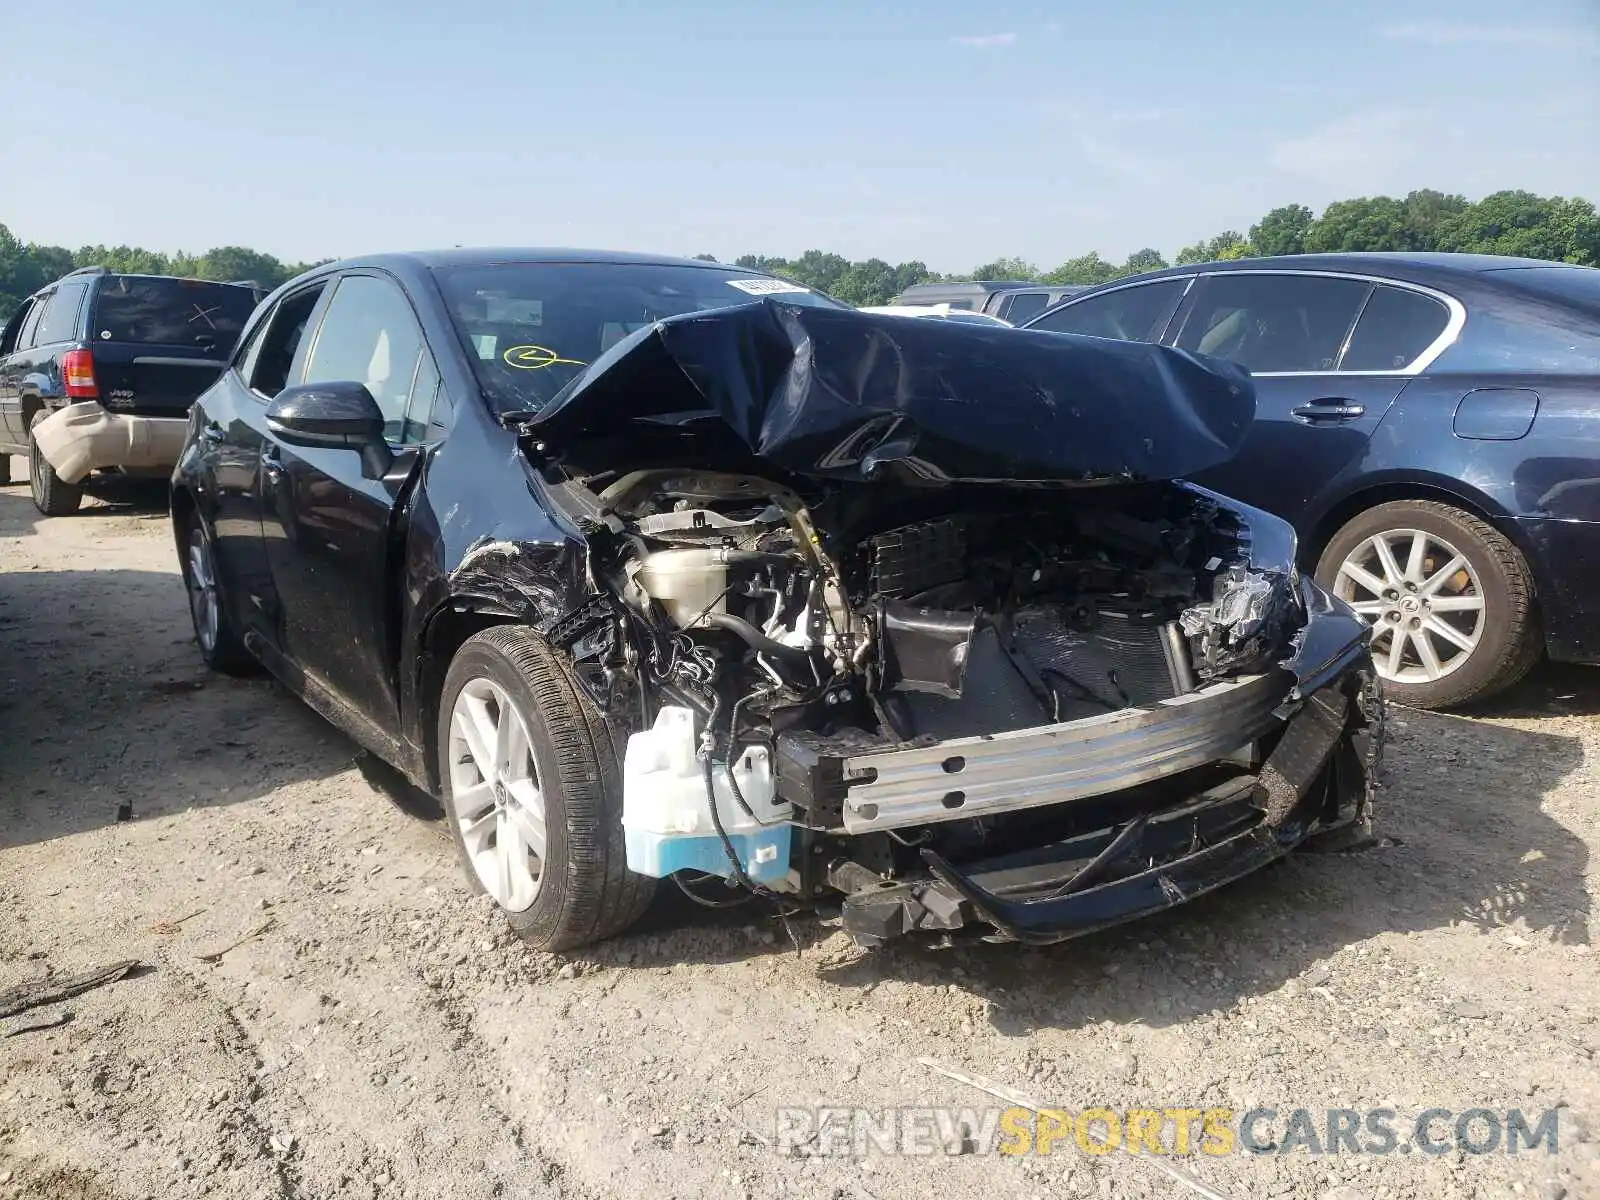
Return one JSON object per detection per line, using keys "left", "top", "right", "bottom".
{"left": 700, "top": 612, "right": 813, "bottom": 665}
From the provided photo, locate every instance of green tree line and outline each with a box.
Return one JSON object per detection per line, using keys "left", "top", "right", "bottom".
{"left": 5, "top": 188, "right": 1597, "bottom": 320}
{"left": 725, "top": 189, "right": 1599, "bottom": 304}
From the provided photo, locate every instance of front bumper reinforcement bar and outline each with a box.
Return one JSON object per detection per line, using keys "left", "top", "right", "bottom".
{"left": 840, "top": 675, "right": 1373, "bottom": 946}
{"left": 841, "top": 671, "right": 1285, "bottom": 834}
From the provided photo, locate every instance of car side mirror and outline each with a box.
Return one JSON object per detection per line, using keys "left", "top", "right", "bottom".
{"left": 266, "top": 381, "right": 393, "bottom": 479}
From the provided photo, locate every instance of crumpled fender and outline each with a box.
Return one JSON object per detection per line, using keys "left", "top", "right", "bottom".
{"left": 441, "top": 536, "right": 586, "bottom": 628}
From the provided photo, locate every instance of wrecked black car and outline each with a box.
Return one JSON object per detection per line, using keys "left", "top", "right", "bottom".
{"left": 172, "top": 250, "right": 1381, "bottom": 952}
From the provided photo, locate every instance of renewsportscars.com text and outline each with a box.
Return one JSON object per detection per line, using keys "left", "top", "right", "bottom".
{"left": 772, "top": 1105, "right": 1564, "bottom": 1158}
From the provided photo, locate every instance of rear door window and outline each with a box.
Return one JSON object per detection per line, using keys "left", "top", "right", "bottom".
{"left": 999, "top": 291, "right": 1049, "bottom": 323}
{"left": 33, "top": 280, "right": 89, "bottom": 346}
{"left": 16, "top": 298, "right": 47, "bottom": 351}
{"left": 1027, "top": 279, "right": 1188, "bottom": 342}
{"left": 231, "top": 312, "right": 271, "bottom": 380}
{"left": 1, "top": 299, "right": 35, "bottom": 356}
{"left": 1339, "top": 285, "right": 1452, "bottom": 371}
{"left": 1175, "top": 273, "right": 1370, "bottom": 373}
{"left": 247, "top": 286, "right": 328, "bottom": 399}
{"left": 91, "top": 277, "right": 257, "bottom": 351}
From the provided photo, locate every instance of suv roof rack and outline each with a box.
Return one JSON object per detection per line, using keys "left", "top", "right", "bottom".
{"left": 64, "top": 265, "right": 111, "bottom": 278}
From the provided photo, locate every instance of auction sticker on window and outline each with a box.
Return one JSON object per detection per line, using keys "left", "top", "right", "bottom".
{"left": 503, "top": 344, "right": 585, "bottom": 369}
{"left": 727, "top": 278, "right": 811, "bottom": 295}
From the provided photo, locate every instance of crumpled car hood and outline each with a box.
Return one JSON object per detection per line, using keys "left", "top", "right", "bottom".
{"left": 525, "top": 299, "right": 1256, "bottom": 486}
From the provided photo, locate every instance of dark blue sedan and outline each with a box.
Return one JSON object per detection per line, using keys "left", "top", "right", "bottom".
{"left": 1024, "top": 254, "right": 1600, "bottom": 708}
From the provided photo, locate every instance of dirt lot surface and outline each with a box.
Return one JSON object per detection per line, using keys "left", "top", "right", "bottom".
{"left": 2, "top": 471, "right": 1597, "bottom": 1200}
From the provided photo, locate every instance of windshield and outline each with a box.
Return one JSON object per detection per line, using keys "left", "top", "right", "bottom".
{"left": 91, "top": 277, "right": 258, "bottom": 349}
{"left": 435, "top": 261, "right": 841, "bottom": 413}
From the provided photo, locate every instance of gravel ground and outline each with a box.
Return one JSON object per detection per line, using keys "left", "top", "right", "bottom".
{"left": 2, "top": 469, "right": 1597, "bottom": 1200}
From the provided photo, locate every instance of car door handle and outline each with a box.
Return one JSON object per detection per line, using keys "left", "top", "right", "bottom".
{"left": 1290, "top": 399, "right": 1366, "bottom": 423}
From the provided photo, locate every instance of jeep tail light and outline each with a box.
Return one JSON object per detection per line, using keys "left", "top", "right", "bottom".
{"left": 62, "top": 349, "right": 98, "bottom": 399}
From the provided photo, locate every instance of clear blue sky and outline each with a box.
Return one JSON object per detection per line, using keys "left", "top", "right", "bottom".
{"left": 4, "top": 0, "right": 1597, "bottom": 273}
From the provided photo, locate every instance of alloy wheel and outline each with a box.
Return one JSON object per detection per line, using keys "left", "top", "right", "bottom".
{"left": 1333, "top": 528, "right": 1485, "bottom": 684}
{"left": 448, "top": 678, "right": 548, "bottom": 912}
{"left": 28, "top": 435, "right": 47, "bottom": 510}
{"left": 187, "top": 527, "right": 220, "bottom": 654}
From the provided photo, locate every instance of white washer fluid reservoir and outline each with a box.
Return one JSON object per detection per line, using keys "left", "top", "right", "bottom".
{"left": 621, "top": 706, "right": 792, "bottom": 884}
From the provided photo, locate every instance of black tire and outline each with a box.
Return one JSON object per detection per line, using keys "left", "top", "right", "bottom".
{"left": 28, "top": 411, "right": 82, "bottom": 516}
{"left": 0, "top": 454, "right": 13, "bottom": 485}
{"left": 1315, "top": 500, "right": 1540, "bottom": 709}
{"left": 437, "top": 626, "right": 654, "bottom": 952}
{"left": 180, "top": 511, "right": 257, "bottom": 676}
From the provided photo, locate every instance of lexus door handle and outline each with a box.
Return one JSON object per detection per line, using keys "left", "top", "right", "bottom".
{"left": 1290, "top": 400, "right": 1366, "bottom": 424}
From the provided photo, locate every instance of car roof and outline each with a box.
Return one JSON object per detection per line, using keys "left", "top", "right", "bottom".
{"left": 1248, "top": 252, "right": 1563, "bottom": 273}
{"left": 1023, "top": 253, "right": 1597, "bottom": 320}
{"left": 96, "top": 272, "right": 254, "bottom": 283}
{"left": 1081, "top": 252, "right": 1572, "bottom": 288}
{"left": 859, "top": 304, "right": 1011, "bottom": 322}
{"left": 991, "top": 284, "right": 1087, "bottom": 295}
{"left": 897, "top": 280, "right": 1033, "bottom": 294}
{"left": 36, "top": 269, "right": 255, "bottom": 295}
{"left": 329, "top": 247, "right": 749, "bottom": 273}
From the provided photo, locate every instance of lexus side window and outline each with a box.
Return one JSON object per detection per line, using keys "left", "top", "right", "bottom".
{"left": 1176, "top": 274, "right": 1370, "bottom": 373}
{"left": 1340, "top": 285, "right": 1452, "bottom": 371}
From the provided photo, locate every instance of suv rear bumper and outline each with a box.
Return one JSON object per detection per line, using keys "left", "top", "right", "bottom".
{"left": 33, "top": 401, "right": 188, "bottom": 484}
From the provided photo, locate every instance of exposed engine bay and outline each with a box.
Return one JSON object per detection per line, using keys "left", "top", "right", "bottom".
{"left": 603, "top": 471, "right": 1287, "bottom": 738}
{"left": 541, "top": 467, "right": 1380, "bottom": 947}
{"left": 512, "top": 299, "right": 1379, "bottom": 947}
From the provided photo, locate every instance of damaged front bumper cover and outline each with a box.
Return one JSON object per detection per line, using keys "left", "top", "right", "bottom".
{"left": 840, "top": 666, "right": 1381, "bottom": 947}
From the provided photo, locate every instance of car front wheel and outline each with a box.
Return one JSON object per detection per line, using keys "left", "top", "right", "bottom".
{"left": 438, "top": 626, "right": 654, "bottom": 952}
{"left": 1316, "top": 500, "right": 1540, "bottom": 709}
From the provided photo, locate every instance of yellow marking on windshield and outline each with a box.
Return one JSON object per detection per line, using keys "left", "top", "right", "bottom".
{"left": 502, "top": 344, "right": 586, "bottom": 370}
